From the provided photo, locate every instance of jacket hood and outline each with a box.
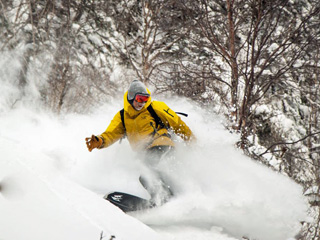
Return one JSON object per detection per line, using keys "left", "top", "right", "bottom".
{"left": 123, "top": 88, "right": 152, "bottom": 117}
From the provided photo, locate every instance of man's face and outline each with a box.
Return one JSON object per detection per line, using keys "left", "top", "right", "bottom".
{"left": 132, "top": 100, "right": 146, "bottom": 111}
{"left": 132, "top": 93, "right": 149, "bottom": 111}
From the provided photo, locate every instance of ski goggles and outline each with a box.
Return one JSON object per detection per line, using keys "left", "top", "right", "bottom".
{"left": 134, "top": 93, "right": 150, "bottom": 103}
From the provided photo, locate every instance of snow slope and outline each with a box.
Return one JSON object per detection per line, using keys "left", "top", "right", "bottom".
{"left": 0, "top": 97, "right": 308, "bottom": 240}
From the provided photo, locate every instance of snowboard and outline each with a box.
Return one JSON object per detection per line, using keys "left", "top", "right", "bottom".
{"left": 104, "top": 192, "right": 155, "bottom": 212}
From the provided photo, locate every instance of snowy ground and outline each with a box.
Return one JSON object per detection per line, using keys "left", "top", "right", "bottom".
{"left": 0, "top": 97, "right": 308, "bottom": 240}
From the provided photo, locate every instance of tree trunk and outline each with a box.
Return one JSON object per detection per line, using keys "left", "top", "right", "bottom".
{"left": 227, "top": 0, "right": 239, "bottom": 122}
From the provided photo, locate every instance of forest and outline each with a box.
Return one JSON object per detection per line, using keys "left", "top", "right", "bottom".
{"left": 1, "top": 0, "right": 320, "bottom": 239}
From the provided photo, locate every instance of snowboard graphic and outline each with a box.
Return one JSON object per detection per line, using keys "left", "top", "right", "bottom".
{"left": 105, "top": 192, "right": 154, "bottom": 212}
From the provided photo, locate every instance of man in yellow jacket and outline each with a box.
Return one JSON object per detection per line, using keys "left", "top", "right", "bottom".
{"left": 85, "top": 80, "right": 195, "bottom": 208}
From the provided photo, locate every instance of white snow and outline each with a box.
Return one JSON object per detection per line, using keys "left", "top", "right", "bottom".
{"left": 0, "top": 96, "right": 308, "bottom": 240}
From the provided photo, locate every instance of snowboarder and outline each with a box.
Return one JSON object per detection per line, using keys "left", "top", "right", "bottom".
{"left": 85, "top": 80, "right": 195, "bottom": 210}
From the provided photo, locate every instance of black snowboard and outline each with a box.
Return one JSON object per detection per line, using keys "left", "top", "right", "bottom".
{"left": 104, "top": 192, "right": 154, "bottom": 212}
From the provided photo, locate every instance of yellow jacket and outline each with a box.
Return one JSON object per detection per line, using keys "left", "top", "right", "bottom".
{"left": 99, "top": 91, "right": 194, "bottom": 152}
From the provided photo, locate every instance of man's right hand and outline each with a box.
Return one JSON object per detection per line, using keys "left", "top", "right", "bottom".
{"left": 85, "top": 135, "right": 103, "bottom": 152}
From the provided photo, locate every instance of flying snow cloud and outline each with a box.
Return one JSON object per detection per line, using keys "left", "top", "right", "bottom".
{"left": 0, "top": 94, "right": 308, "bottom": 240}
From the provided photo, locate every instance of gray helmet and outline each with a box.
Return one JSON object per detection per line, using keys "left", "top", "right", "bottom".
{"left": 127, "top": 80, "right": 149, "bottom": 100}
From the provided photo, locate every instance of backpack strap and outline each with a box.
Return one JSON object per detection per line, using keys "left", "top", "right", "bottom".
{"left": 147, "top": 104, "right": 166, "bottom": 129}
{"left": 119, "top": 105, "right": 166, "bottom": 133}
{"left": 175, "top": 112, "right": 188, "bottom": 117}
{"left": 120, "top": 108, "right": 126, "bottom": 131}
{"left": 119, "top": 109, "right": 126, "bottom": 143}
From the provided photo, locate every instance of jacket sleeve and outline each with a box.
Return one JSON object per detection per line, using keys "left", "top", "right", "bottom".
{"left": 99, "top": 111, "right": 126, "bottom": 148}
{"left": 153, "top": 102, "right": 195, "bottom": 142}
